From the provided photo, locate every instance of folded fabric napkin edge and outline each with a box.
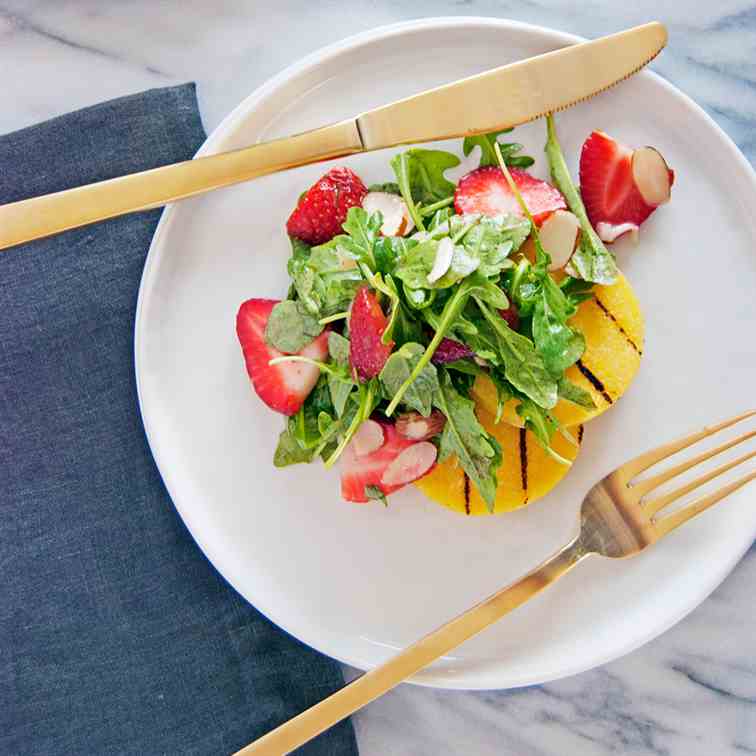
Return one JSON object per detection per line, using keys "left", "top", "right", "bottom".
{"left": 1, "top": 83, "right": 357, "bottom": 756}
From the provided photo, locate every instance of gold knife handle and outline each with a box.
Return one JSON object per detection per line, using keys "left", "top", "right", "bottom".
{"left": 235, "top": 538, "right": 585, "bottom": 756}
{"left": 0, "top": 119, "right": 363, "bottom": 251}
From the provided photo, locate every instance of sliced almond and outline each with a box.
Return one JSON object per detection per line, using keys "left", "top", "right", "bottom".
{"left": 380, "top": 442, "right": 437, "bottom": 487}
{"left": 350, "top": 419, "right": 385, "bottom": 458}
{"left": 632, "top": 147, "right": 672, "bottom": 206}
{"left": 596, "top": 221, "right": 639, "bottom": 244}
{"left": 396, "top": 410, "right": 446, "bottom": 441}
{"left": 427, "top": 237, "right": 455, "bottom": 283}
{"left": 362, "top": 192, "right": 415, "bottom": 237}
{"left": 539, "top": 210, "right": 580, "bottom": 271}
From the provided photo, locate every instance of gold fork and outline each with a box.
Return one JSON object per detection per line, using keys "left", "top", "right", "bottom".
{"left": 237, "top": 410, "right": 756, "bottom": 755}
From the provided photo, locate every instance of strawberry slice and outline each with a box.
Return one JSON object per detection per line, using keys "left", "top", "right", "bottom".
{"left": 579, "top": 131, "right": 674, "bottom": 240}
{"left": 236, "top": 298, "right": 328, "bottom": 416}
{"left": 341, "top": 422, "right": 435, "bottom": 503}
{"left": 454, "top": 166, "right": 566, "bottom": 225}
{"left": 286, "top": 166, "right": 368, "bottom": 245}
{"left": 349, "top": 286, "right": 393, "bottom": 382}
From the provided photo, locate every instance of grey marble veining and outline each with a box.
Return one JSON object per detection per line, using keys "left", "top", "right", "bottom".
{"left": 3, "top": 2, "right": 754, "bottom": 754}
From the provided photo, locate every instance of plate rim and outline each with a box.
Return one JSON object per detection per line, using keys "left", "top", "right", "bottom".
{"left": 134, "top": 16, "right": 756, "bottom": 690}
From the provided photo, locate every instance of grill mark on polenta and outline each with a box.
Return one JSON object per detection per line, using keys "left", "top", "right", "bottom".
{"left": 578, "top": 425, "right": 584, "bottom": 444}
{"left": 576, "top": 359, "right": 613, "bottom": 405}
{"left": 593, "top": 296, "right": 642, "bottom": 355}
{"left": 518, "top": 427, "right": 528, "bottom": 495}
{"left": 463, "top": 474, "right": 471, "bottom": 515}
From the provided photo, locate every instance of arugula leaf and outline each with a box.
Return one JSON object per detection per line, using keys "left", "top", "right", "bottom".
{"left": 373, "top": 236, "right": 416, "bottom": 276}
{"left": 394, "top": 214, "right": 524, "bottom": 291}
{"left": 506, "top": 259, "right": 541, "bottom": 318}
{"left": 560, "top": 276, "right": 595, "bottom": 310}
{"left": 427, "top": 206, "right": 453, "bottom": 229}
{"left": 340, "top": 206, "right": 382, "bottom": 266}
{"left": 288, "top": 207, "right": 385, "bottom": 317}
{"left": 326, "top": 332, "right": 355, "bottom": 416}
{"left": 475, "top": 298, "right": 558, "bottom": 409}
{"left": 402, "top": 283, "right": 437, "bottom": 311}
{"left": 265, "top": 300, "right": 324, "bottom": 353}
{"left": 328, "top": 379, "right": 353, "bottom": 418}
{"left": 385, "top": 273, "right": 496, "bottom": 415}
{"left": 468, "top": 275, "right": 509, "bottom": 309}
{"left": 487, "top": 370, "right": 514, "bottom": 424}
{"left": 289, "top": 236, "right": 364, "bottom": 317}
{"left": 401, "top": 149, "right": 460, "bottom": 203}
{"left": 289, "top": 235, "right": 311, "bottom": 263}
{"left": 488, "top": 148, "right": 586, "bottom": 380}
{"left": 461, "top": 214, "right": 530, "bottom": 277}
{"left": 365, "top": 484, "right": 388, "bottom": 506}
{"left": 393, "top": 239, "right": 477, "bottom": 290}
{"left": 368, "top": 182, "right": 400, "bottom": 195}
{"left": 323, "top": 379, "right": 380, "bottom": 468}
{"left": 328, "top": 331, "right": 350, "bottom": 365}
{"left": 388, "top": 292, "right": 423, "bottom": 347}
{"left": 434, "top": 372, "right": 502, "bottom": 512}
{"left": 532, "top": 275, "right": 585, "bottom": 377}
{"left": 443, "top": 359, "right": 484, "bottom": 377}
{"left": 463, "top": 129, "right": 535, "bottom": 169}
{"left": 272, "top": 378, "right": 341, "bottom": 469}
{"left": 557, "top": 376, "right": 597, "bottom": 409}
{"left": 544, "top": 114, "right": 617, "bottom": 285}
{"left": 515, "top": 397, "right": 572, "bottom": 466}
{"left": 379, "top": 343, "right": 439, "bottom": 417}
{"left": 391, "top": 149, "right": 460, "bottom": 231}
{"left": 273, "top": 421, "right": 315, "bottom": 467}
{"left": 358, "top": 268, "right": 420, "bottom": 346}
{"left": 460, "top": 320, "right": 499, "bottom": 364}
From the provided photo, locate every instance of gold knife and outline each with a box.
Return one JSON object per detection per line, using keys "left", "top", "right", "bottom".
{"left": 0, "top": 22, "right": 666, "bottom": 251}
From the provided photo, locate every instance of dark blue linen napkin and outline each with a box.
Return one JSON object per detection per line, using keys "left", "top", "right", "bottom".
{"left": 0, "top": 84, "right": 357, "bottom": 756}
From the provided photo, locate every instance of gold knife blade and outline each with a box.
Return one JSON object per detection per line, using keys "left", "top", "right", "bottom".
{"left": 0, "top": 22, "right": 667, "bottom": 251}
{"left": 357, "top": 21, "right": 667, "bottom": 149}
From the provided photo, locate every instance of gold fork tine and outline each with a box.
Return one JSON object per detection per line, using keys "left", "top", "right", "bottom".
{"left": 644, "top": 449, "right": 756, "bottom": 516}
{"left": 654, "top": 470, "right": 756, "bottom": 537}
{"left": 619, "top": 409, "right": 756, "bottom": 480}
{"left": 632, "top": 429, "right": 756, "bottom": 499}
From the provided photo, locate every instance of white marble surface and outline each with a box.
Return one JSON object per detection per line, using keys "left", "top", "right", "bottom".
{"left": 3, "top": 1, "right": 754, "bottom": 754}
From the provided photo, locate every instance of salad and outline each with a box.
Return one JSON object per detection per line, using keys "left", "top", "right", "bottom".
{"left": 236, "top": 114, "right": 673, "bottom": 514}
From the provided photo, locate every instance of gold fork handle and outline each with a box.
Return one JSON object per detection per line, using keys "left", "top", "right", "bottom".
{"left": 0, "top": 119, "right": 364, "bottom": 252}
{"left": 236, "top": 538, "right": 585, "bottom": 756}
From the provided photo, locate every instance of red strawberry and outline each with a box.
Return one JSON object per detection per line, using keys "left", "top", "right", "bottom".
{"left": 236, "top": 298, "right": 328, "bottom": 416}
{"left": 286, "top": 167, "right": 368, "bottom": 245}
{"left": 580, "top": 131, "right": 674, "bottom": 241}
{"left": 349, "top": 286, "right": 393, "bottom": 382}
{"left": 340, "top": 421, "right": 436, "bottom": 502}
{"left": 454, "top": 166, "right": 566, "bottom": 225}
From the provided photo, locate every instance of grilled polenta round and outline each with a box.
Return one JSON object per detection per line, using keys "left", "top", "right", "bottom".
{"left": 415, "top": 408, "right": 583, "bottom": 515}
{"left": 472, "top": 272, "right": 644, "bottom": 428}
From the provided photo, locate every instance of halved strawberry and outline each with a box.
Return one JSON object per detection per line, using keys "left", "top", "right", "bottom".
{"left": 454, "top": 166, "right": 566, "bottom": 225}
{"left": 580, "top": 131, "right": 674, "bottom": 241}
{"left": 349, "top": 286, "right": 393, "bottom": 382}
{"left": 340, "top": 421, "right": 436, "bottom": 502}
{"left": 236, "top": 298, "right": 329, "bottom": 416}
{"left": 286, "top": 166, "right": 368, "bottom": 245}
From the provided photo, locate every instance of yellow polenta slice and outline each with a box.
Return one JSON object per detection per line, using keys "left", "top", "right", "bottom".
{"left": 415, "top": 407, "right": 582, "bottom": 515}
{"left": 472, "top": 272, "right": 644, "bottom": 427}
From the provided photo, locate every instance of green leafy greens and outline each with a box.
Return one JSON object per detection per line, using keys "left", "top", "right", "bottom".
{"left": 265, "top": 117, "right": 606, "bottom": 505}
{"left": 544, "top": 114, "right": 618, "bottom": 285}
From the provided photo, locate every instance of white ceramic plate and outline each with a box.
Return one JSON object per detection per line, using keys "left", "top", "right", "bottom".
{"left": 135, "top": 18, "right": 756, "bottom": 689}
